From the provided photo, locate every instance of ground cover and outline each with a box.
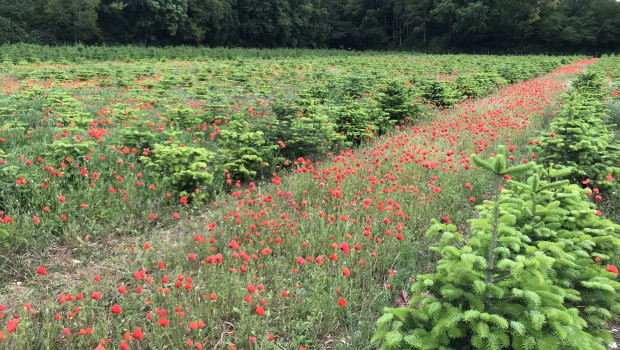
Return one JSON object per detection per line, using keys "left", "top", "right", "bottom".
{"left": 0, "top": 52, "right": 571, "bottom": 250}
{"left": 0, "top": 51, "right": 617, "bottom": 349}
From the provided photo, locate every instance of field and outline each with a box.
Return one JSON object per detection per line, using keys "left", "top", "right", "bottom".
{"left": 0, "top": 48, "right": 618, "bottom": 349}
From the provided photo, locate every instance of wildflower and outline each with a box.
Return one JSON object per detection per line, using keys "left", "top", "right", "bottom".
{"left": 6, "top": 319, "right": 18, "bottom": 334}
{"left": 111, "top": 303, "right": 122, "bottom": 314}
{"left": 132, "top": 327, "right": 143, "bottom": 340}
{"left": 255, "top": 305, "right": 265, "bottom": 315}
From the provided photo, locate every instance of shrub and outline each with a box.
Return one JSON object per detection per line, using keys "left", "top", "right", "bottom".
{"left": 216, "top": 114, "right": 278, "bottom": 182}
{"left": 372, "top": 146, "right": 619, "bottom": 349}
{"left": 533, "top": 89, "right": 620, "bottom": 193}
{"left": 377, "top": 80, "right": 423, "bottom": 122}
{"left": 141, "top": 143, "right": 215, "bottom": 201}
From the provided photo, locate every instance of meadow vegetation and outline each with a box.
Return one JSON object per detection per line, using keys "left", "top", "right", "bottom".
{"left": 0, "top": 48, "right": 618, "bottom": 349}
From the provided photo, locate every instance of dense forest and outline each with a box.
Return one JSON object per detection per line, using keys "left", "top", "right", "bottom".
{"left": 0, "top": 0, "right": 619, "bottom": 53}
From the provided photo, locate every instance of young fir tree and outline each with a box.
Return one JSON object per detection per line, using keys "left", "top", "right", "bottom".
{"left": 506, "top": 166, "right": 620, "bottom": 344}
{"left": 372, "top": 146, "right": 619, "bottom": 350}
{"left": 571, "top": 70, "right": 608, "bottom": 103}
{"left": 533, "top": 90, "right": 620, "bottom": 192}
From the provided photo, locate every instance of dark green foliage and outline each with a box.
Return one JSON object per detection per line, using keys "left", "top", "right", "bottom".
{"left": 420, "top": 79, "right": 460, "bottom": 107}
{"left": 0, "top": 0, "right": 619, "bottom": 52}
{"left": 261, "top": 97, "right": 347, "bottom": 161}
{"left": 373, "top": 147, "right": 620, "bottom": 349}
{"left": 45, "top": 139, "right": 97, "bottom": 164}
{"left": 216, "top": 114, "right": 278, "bottom": 182}
{"left": 377, "top": 80, "right": 422, "bottom": 122}
{"left": 533, "top": 80, "right": 620, "bottom": 193}
{"left": 141, "top": 142, "right": 215, "bottom": 201}
{"left": 330, "top": 99, "right": 388, "bottom": 144}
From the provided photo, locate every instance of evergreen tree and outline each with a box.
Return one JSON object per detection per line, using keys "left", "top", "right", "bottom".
{"left": 533, "top": 89, "right": 620, "bottom": 193}
{"left": 372, "top": 146, "right": 619, "bottom": 349}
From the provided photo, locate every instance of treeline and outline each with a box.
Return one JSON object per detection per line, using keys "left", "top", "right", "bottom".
{"left": 0, "top": 0, "right": 619, "bottom": 53}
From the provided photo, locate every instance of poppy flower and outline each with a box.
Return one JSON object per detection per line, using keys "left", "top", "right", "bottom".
{"left": 132, "top": 327, "right": 143, "bottom": 340}
{"left": 91, "top": 291, "right": 102, "bottom": 300}
{"left": 209, "top": 293, "right": 217, "bottom": 300}
{"left": 6, "top": 319, "right": 18, "bottom": 334}
{"left": 37, "top": 265, "right": 47, "bottom": 275}
{"left": 111, "top": 303, "right": 122, "bottom": 314}
{"left": 255, "top": 305, "right": 265, "bottom": 315}
{"left": 338, "top": 298, "right": 346, "bottom": 307}
{"left": 342, "top": 268, "right": 350, "bottom": 276}
{"left": 607, "top": 264, "right": 619, "bottom": 274}
{"left": 158, "top": 318, "right": 169, "bottom": 327}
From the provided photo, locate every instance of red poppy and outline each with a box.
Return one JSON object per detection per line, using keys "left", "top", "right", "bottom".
{"left": 6, "top": 319, "right": 18, "bottom": 334}
{"left": 607, "top": 264, "right": 619, "bottom": 274}
{"left": 132, "top": 327, "right": 143, "bottom": 340}
{"left": 37, "top": 265, "right": 47, "bottom": 275}
{"left": 255, "top": 305, "right": 265, "bottom": 315}
{"left": 111, "top": 303, "right": 122, "bottom": 314}
{"left": 338, "top": 298, "right": 347, "bottom": 307}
